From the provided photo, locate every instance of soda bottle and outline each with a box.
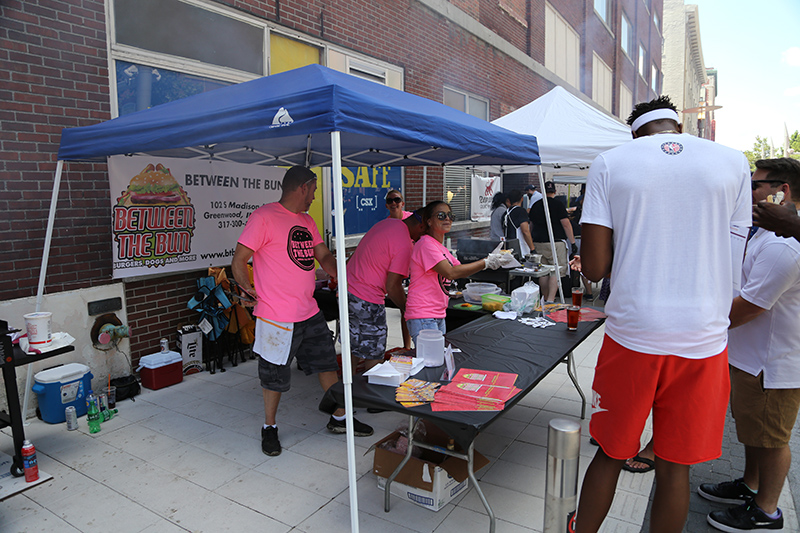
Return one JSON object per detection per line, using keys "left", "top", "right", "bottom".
{"left": 101, "top": 408, "right": 118, "bottom": 422}
{"left": 86, "top": 390, "right": 101, "bottom": 434}
{"left": 22, "top": 440, "right": 39, "bottom": 482}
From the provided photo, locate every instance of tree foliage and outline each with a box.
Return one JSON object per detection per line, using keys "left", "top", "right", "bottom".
{"left": 743, "top": 132, "right": 800, "bottom": 170}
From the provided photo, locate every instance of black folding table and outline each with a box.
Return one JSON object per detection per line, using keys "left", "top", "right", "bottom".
{"left": 322, "top": 311, "right": 604, "bottom": 532}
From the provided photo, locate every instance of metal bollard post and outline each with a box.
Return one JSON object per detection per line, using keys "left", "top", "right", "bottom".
{"left": 544, "top": 418, "right": 581, "bottom": 533}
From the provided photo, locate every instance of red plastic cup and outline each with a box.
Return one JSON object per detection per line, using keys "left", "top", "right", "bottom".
{"left": 571, "top": 287, "right": 583, "bottom": 307}
{"left": 567, "top": 306, "right": 581, "bottom": 331}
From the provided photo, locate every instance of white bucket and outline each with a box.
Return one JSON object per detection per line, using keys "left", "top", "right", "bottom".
{"left": 416, "top": 329, "right": 445, "bottom": 367}
{"left": 24, "top": 312, "right": 52, "bottom": 347}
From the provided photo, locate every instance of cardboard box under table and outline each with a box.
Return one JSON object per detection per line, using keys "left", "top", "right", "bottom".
{"left": 372, "top": 424, "right": 489, "bottom": 512}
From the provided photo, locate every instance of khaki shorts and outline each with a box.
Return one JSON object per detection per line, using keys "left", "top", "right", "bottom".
{"left": 533, "top": 241, "right": 568, "bottom": 276}
{"left": 730, "top": 366, "right": 800, "bottom": 448}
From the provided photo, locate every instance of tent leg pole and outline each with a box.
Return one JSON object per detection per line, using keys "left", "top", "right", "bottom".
{"left": 330, "top": 131, "right": 360, "bottom": 533}
{"left": 538, "top": 167, "right": 564, "bottom": 303}
{"left": 23, "top": 160, "right": 65, "bottom": 424}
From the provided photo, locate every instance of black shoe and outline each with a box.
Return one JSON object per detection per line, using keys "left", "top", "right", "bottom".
{"left": 326, "top": 415, "right": 374, "bottom": 436}
{"left": 261, "top": 426, "right": 281, "bottom": 456}
{"left": 707, "top": 501, "right": 783, "bottom": 532}
{"left": 698, "top": 478, "right": 757, "bottom": 505}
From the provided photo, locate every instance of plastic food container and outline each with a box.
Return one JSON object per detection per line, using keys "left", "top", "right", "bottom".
{"left": 481, "top": 293, "right": 511, "bottom": 312}
{"left": 463, "top": 282, "right": 500, "bottom": 304}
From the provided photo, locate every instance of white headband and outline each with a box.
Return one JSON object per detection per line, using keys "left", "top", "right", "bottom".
{"left": 630, "top": 109, "right": 681, "bottom": 132}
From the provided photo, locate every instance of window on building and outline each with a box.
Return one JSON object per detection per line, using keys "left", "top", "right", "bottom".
{"left": 621, "top": 13, "right": 633, "bottom": 59}
{"left": 115, "top": 61, "right": 231, "bottom": 116}
{"left": 651, "top": 64, "right": 660, "bottom": 94}
{"left": 114, "top": 0, "right": 265, "bottom": 76}
{"left": 442, "top": 87, "right": 490, "bottom": 220}
{"left": 443, "top": 87, "right": 490, "bottom": 120}
{"left": 328, "top": 49, "right": 404, "bottom": 89}
{"left": 545, "top": 3, "right": 581, "bottom": 88}
{"left": 642, "top": 0, "right": 650, "bottom": 11}
{"left": 592, "top": 53, "right": 613, "bottom": 112}
{"left": 619, "top": 82, "right": 633, "bottom": 122}
{"left": 594, "top": 0, "right": 611, "bottom": 24}
{"left": 638, "top": 43, "right": 647, "bottom": 78}
{"left": 653, "top": 11, "right": 661, "bottom": 32}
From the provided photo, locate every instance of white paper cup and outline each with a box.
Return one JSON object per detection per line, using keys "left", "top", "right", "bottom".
{"left": 24, "top": 312, "right": 52, "bottom": 347}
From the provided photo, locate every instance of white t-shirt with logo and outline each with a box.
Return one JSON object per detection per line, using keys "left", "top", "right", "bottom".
{"left": 581, "top": 133, "right": 752, "bottom": 358}
{"left": 729, "top": 228, "right": 800, "bottom": 387}
{"left": 238, "top": 202, "right": 323, "bottom": 323}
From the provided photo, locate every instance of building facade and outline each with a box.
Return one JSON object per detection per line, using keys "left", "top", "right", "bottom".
{"left": 661, "top": 0, "right": 711, "bottom": 137}
{"left": 1, "top": 0, "right": 662, "bottom": 403}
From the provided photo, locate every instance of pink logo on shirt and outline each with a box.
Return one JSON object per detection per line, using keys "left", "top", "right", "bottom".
{"left": 287, "top": 226, "right": 316, "bottom": 270}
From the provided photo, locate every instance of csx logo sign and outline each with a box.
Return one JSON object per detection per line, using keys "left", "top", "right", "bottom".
{"left": 356, "top": 194, "right": 377, "bottom": 211}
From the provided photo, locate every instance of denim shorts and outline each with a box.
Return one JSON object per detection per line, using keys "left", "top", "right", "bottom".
{"left": 257, "top": 311, "right": 338, "bottom": 393}
{"left": 406, "top": 317, "right": 446, "bottom": 347}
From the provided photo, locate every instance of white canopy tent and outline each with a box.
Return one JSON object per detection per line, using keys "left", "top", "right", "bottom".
{"left": 477, "top": 86, "right": 632, "bottom": 302}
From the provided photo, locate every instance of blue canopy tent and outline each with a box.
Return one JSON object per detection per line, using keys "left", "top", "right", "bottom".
{"left": 49, "top": 64, "right": 540, "bottom": 532}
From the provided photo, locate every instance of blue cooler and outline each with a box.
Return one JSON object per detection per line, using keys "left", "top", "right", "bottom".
{"left": 32, "top": 363, "right": 93, "bottom": 423}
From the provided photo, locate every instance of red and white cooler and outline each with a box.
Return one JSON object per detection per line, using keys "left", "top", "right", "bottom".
{"left": 137, "top": 351, "right": 183, "bottom": 390}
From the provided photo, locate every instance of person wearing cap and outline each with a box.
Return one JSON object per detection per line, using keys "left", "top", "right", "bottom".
{"left": 572, "top": 96, "right": 751, "bottom": 533}
{"left": 522, "top": 183, "right": 542, "bottom": 211}
{"left": 385, "top": 189, "right": 413, "bottom": 220}
{"left": 528, "top": 180, "right": 577, "bottom": 302}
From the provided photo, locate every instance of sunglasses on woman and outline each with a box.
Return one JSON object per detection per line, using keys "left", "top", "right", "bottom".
{"left": 386, "top": 197, "right": 403, "bottom": 204}
{"left": 435, "top": 211, "right": 456, "bottom": 221}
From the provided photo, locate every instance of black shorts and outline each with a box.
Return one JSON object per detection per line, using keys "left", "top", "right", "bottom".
{"left": 257, "top": 311, "right": 338, "bottom": 393}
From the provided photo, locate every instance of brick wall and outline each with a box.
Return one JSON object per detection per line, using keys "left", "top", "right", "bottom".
{"left": 1, "top": 0, "right": 112, "bottom": 301}
{"left": 124, "top": 269, "right": 205, "bottom": 363}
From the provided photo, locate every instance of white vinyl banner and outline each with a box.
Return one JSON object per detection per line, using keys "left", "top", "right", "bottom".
{"left": 470, "top": 174, "right": 501, "bottom": 221}
{"left": 108, "top": 155, "right": 285, "bottom": 278}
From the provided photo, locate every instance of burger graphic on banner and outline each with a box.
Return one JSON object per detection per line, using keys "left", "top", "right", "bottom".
{"left": 113, "top": 163, "right": 196, "bottom": 268}
{"left": 118, "top": 163, "right": 191, "bottom": 206}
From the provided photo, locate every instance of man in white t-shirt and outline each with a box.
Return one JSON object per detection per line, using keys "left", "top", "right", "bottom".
{"left": 573, "top": 96, "right": 752, "bottom": 533}
{"left": 698, "top": 158, "right": 800, "bottom": 532}
{"left": 232, "top": 166, "right": 373, "bottom": 457}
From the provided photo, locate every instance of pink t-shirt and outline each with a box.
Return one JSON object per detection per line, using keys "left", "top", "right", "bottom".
{"left": 388, "top": 211, "right": 414, "bottom": 220}
{"left": 405, "top": 234, "right": 460, "bottom": 319}
{"left": 347, "top": 218, "right": 413, "bottom": 305}
{"left": 237, "top": 202, "right": 323, "bottom": 322}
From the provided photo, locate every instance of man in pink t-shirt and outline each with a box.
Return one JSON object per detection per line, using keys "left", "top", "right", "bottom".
{"left": 232, "top": 166, "right": 373, "bottom": 457}
{"left": 347, "top": 211, "right": 424, "bottom": 371}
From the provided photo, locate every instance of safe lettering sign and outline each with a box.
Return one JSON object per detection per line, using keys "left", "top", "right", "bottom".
{"left": 332, "top": 166, "right": 403, "bottom": 235}
{"left": 470, "top": 175, "right": 501, "bottom": 221}
{"left": 108, "top": 155, "right": 284, "bottom": 278}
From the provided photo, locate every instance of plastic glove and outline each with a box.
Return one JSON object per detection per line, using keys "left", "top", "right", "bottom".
{"left": 484, "top": 253, "right": 502, "bottom": 270}
{"left": 570, "top": 242, "right": 578, "bottom": 258}
{"left": 497, "top": 253, "right": 516, "bottom": 268}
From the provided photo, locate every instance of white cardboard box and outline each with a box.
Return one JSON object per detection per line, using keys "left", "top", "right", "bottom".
{"left": 176, "top": 328, "right": 203, "bottom": 374}
{"left": 372, "top": 425, "right": 489, "bottom": 512}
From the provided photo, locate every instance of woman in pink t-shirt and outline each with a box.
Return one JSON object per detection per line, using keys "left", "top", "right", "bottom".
{"left": 385, "top": 189, "right": 413, "bottom": 220}
{"left": 405, "top": 201, "right": 494, "bottom": 346}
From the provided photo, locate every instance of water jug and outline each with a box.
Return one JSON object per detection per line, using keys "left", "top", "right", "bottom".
{"left": 416, "top": 329, "right": 445, "bottom": 367}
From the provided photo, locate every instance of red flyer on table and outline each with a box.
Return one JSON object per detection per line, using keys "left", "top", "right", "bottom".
{"left": 452, "top": 368, "right": 518, "bottom": 388}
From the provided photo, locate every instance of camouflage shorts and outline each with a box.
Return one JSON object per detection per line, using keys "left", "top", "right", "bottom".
{"left": 347, "top": 293, "right": 387, "bottom": 360}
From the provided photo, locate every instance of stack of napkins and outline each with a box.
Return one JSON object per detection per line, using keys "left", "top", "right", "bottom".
{"left": 364, "top": 355, "right": 426, "bottom": 386}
